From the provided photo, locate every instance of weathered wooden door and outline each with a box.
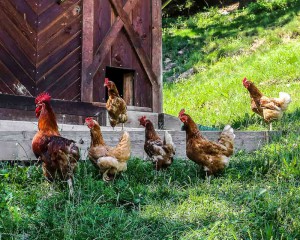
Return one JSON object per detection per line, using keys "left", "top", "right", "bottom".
{"left": 0, "top": 0, "right": 82, "bottom": 101}
{"left": 81, "top": 0, "right": 162, "bottom": 112}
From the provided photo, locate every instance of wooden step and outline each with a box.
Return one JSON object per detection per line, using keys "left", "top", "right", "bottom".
{"left": 0, "top": 120, "right": 281, "bottom": 161}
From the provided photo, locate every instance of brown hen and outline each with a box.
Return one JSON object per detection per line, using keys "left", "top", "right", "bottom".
{"left": 139, "top": 116, "right": 175, "bottom": 170}
{"left": 243, "top": 77, "right": 291, "bottom": 130}
{"left": 85, "top": 117, "right": 131, "bottom": 181}
{"left": 104, "top": 78, "right": 128, "bottom": 130}
{"left": 178, "top": 109, "right": 235, "bottom": 181}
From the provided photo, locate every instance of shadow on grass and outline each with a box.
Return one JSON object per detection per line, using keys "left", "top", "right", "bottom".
{"left": 163, "top": 1, "right": 300, "bottom": 78}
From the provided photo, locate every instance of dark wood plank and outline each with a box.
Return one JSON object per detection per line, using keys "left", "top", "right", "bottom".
{"left": 81, "top": 0, "right": 94, "bottom": 102}
{"left": 152, "top": 0, "right": 163, "bottom": 113}
{"left": 0, "top": 8, "right": 36, "bottom": 65}
{"left": 94, "top": 0, "right": 111, "bottom": 53}
{"left": 0, "top": 94, "right": 106, "bottom": 118}
{"left": 36, "top": 35, "right": 81, "bottom": 79}
{"left": 26, "top": 0, "right": 55, "bottom": 15}
{"left": 0, "top": 22, "right": 36, "bottom": 80}
{"left": 0, "top": 108, "right": 106, "bottom": 125}
{"left": 57, "top": 77, "right": 81, "bottom": 100}
{"left": 0, "top": 78, "right": 14, "bottom": 95}
{"left": 111, "top": 28, "right": 133, "bottom": 68}
{"left": 37, "top": 19, "right": 81, "bottom": 63}
{"left": 38, "top": 2, "right": 82, "bottom": 45}
{"left": 37, "top": 0, "right": 81, "bottom": 31}
{"left": 9, "top": 0, "right": 38, "bottom": 31}
{"left": 48, "top": 62, "right": 81, "bottom": 97}
{"left": 37, "top": 47, "right": 81, "bottom": 92}
{"left": 132, "top": 0, "right": 151, "bottom": 57}
{"left": 93, "top": 56, "right": 109, "bottom": 103}
{"left": 0, "top": 0, "right": 37, "bottom": 44}
{"left": 0, "top": 42, "right": 35, "bottom": 95}
{"left": 0, "top": 61, "right": 32, "bottom": 96}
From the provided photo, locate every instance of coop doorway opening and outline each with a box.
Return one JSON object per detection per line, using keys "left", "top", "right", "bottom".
{"left": 105, "top": 66, "right": 135, "bottom": 106}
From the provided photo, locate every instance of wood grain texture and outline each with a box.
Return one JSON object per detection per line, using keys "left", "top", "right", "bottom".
{"left": 0, "top": 128, "right": 281, "bottom": 160}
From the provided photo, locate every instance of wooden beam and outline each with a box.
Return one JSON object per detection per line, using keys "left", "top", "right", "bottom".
{"left": 108, "top": 0, "right": 160, "bottom": 112}
{"left": 0, "top": 94, "right": 106, "bottom": 117}
{"left": 152, "top": 0, "right": 163, "bottom": 113}
{"left": 85, "top": 0, "right": 139, "bottom": 82}
{"left": 81, "top": 0, "right": 94, "bottom": 102}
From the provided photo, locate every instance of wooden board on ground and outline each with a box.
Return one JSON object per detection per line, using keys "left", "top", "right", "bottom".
{"left": 0, "top": 120, "right": 282, "bottom": 160}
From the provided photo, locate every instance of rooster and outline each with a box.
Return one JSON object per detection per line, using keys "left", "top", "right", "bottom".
{"left": 32, "top": 92, "right": 80, "bottom": 194}
{"left": 243, "top": 77, "right": 292, "bottom": 130}
{"left": 104, "top": 78, "right": 128, "bottom": 130}
{"left": 139, "top": 116, "right": 175, "bottom": 170}
{"left": 178, "top": 109, "right": 235, "bottom": 182}
{"left": 85, "top": 117, "right": 131, "bottom": 181}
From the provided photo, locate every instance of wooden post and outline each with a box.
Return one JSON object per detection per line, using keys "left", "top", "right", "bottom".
{"left": 152, "top": 0, "right": 163, "bottom": 113}
{"left": 81, "top": 0, "right": 94, "bottom": 102}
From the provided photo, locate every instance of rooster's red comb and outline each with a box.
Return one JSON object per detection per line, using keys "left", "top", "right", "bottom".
{"left": 243, "top": 77, "right": 248, "bottom": 83}
{"left": 104, "top": 78, "right": 109, "bottom": 85}
{"left": 178, "top": 109, "right": 185, "bottom": 117}
{"left": 35, "top": 92, "right": 51, "bottom": 104}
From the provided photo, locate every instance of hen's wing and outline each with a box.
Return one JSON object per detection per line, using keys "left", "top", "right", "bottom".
{"left": 107, "top": 131, "right": 131, "bottom": 162}
{"left": 144, "top": 138, "right": 164, "bottom": 159}
{"left": 40, "top": 136, "right": 79, "bottom": 181}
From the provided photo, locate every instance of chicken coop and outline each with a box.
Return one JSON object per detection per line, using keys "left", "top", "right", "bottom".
{"left": 0, "top": 0, "right": 162, "bottom": 125}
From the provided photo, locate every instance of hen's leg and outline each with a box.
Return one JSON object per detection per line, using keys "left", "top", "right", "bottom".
{"left": 102, "top": 169, "right": 110, "bottom": 182}
{"left": 67, "top": 178, "right": 74, "bottom": 197}
{"left": 269, "top": 122, "right": 272, "bottom": 131}
{"left": 122, "top": 123, "right": 124, "bottom": 131}
{"left": 205, "top": 171, "right": 211, "bottom": 184}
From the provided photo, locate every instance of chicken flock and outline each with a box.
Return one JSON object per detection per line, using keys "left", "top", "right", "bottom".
{"left": 32, "top": 77, "right": 291, "bottom": 192}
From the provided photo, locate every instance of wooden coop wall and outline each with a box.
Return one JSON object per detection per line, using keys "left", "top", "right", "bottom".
{"left": 0, "top": 0, "right": 82, "bottom": 100}
{"left": 0, "top": 0, "right": 162, "bottom": 125}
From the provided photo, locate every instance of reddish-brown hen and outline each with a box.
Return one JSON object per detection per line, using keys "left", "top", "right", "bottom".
{"left": 179, "top": 109, "right": 235, "bottom": 179}
{"left": 104, "top": 78, "right": 128, "bottom": 130}
{"left": 32, "top": 93, "right": 79, "bottom": 192}
{"left": 243, "top": 77, "right": 291, "bottom": 130}
{"left": 139, "top": 116, "right": 175, "bottom": 170}
{"left": 85, "top": 117, "right": 131, "bottom": 181}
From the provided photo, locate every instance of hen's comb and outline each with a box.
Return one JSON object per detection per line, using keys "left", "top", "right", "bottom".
{"left": 35, "top": 92, "right": 51, "bottom": 104}
{"left": 104, "top": 78, "right": 109, "bottom": 85}
{"left": 178, "top": 109, "right": 185, "bottom": 117}
{"left": 243, "top": 77, "right": 248, "bottom": 84}
{"left": 138, "top": 115, "right": 147, "bottom": 122}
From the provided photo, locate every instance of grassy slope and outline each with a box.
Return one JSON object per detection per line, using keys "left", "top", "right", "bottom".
{"left": 1, "top": 1, "right": 300, "bottom": 239}
{"left": 163, "top": 0, "right": 300, "bottom": 131}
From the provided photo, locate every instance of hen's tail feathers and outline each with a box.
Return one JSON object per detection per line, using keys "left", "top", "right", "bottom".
{"left": 220, "top": 125, "right": 235, "bottom": 142}
{"left": 163, "top": 130, "right": 176, "bottom": 155}
{"left": 163, "top": 131, "right": 174, "bottom": 146}
{"left": 111, "top": 131, "right": 131, "bottom": 162}
{"left": 279, "top": 92, "right": 292, "bottom": 111}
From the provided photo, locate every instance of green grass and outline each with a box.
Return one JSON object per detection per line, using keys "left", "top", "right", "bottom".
{"left": 163, "top": 0, "right": 300, "bottom": 131}
{"left": 2, "top": 1, "right": 300, "bottom": 239}
{"left": 1, "top": 134, "right": 300, "bottom": 239}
